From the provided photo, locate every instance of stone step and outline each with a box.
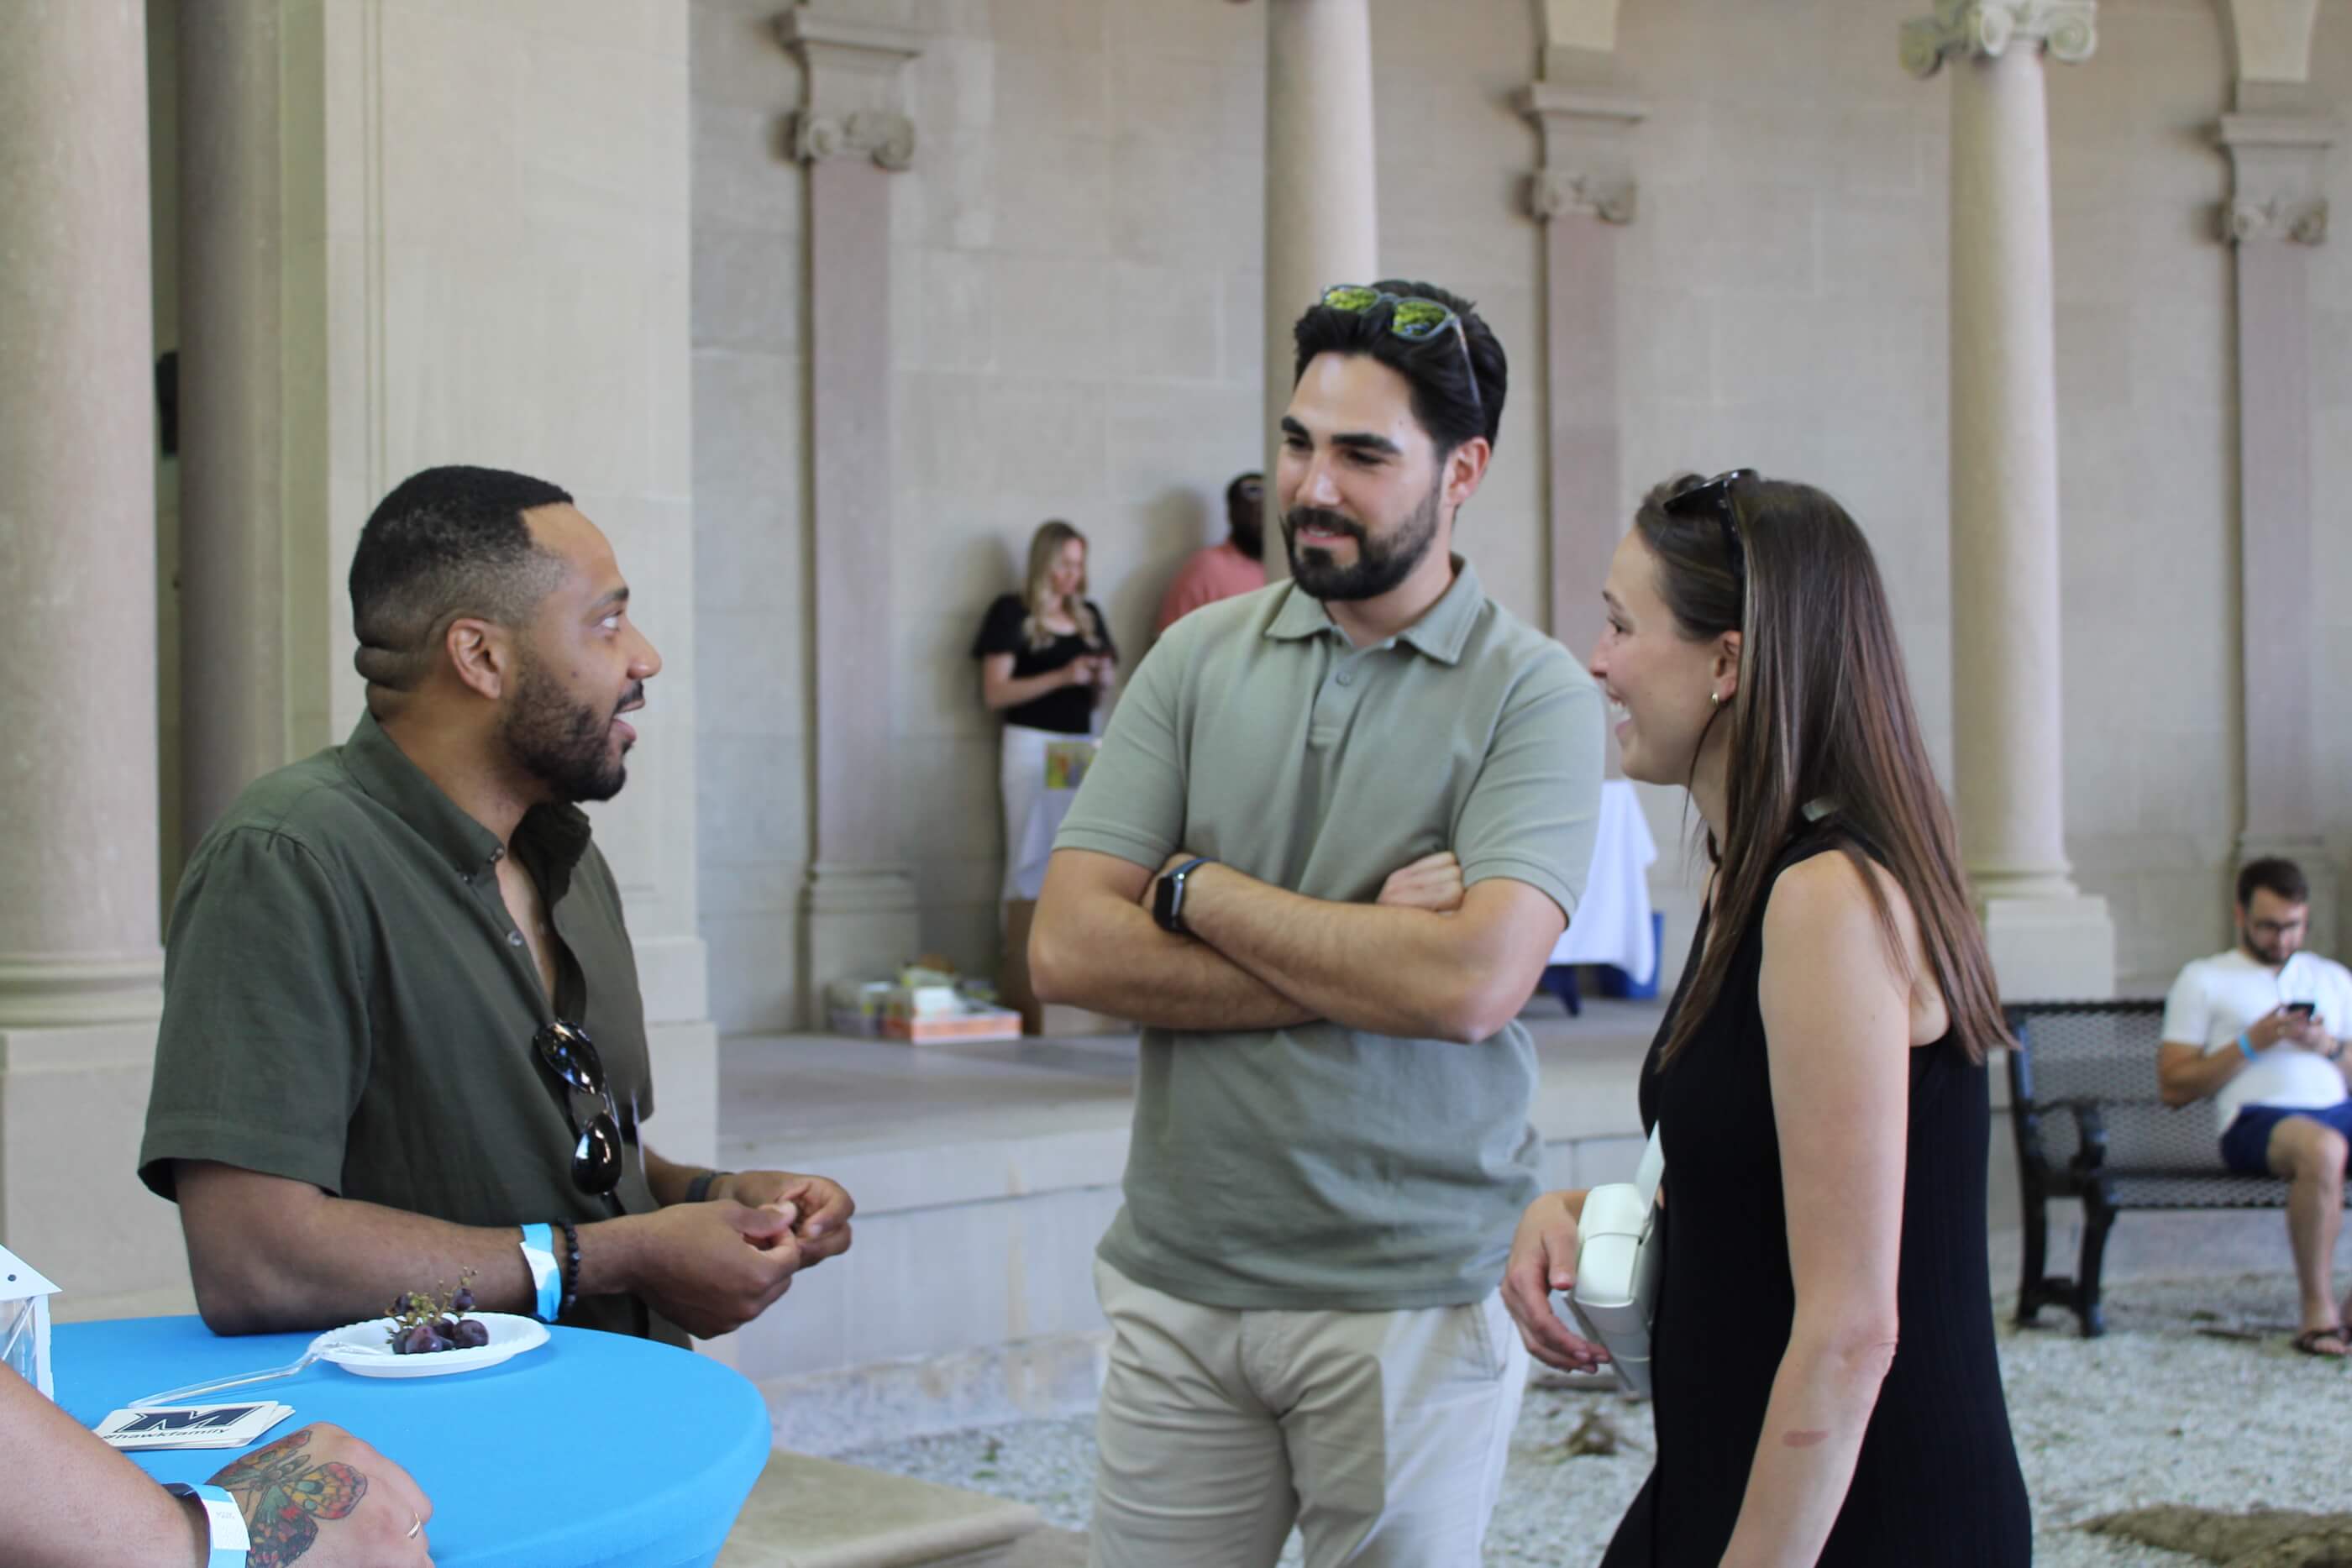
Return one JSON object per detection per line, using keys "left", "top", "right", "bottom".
{"left": 719, "top": 1451, "right": 1042, "bottom": 1568}
{"left": 998, "top": 1527, "right": 1088, "bottom": 1567}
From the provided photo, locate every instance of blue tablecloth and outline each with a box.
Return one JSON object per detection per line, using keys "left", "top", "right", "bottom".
{"left": 54, "top": 1316, "right": 770, "bottom": 1568}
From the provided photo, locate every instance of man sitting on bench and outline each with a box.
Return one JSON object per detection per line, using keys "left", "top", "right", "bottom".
{"left": 2158, "top": 857, "right": 2352, "bottom": 1356}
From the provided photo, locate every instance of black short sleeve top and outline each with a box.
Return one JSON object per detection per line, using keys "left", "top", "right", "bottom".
{"left": 971, "top": 594, "right": 1115, "bottom": 734}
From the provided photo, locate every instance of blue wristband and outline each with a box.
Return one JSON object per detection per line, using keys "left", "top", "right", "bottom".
{"left": 165, "top": 1482, "right": 250, "bottom": 1565}
{"left": 2238, "top": 1031, "right": 2257, "bottom": 1062}
{"left": 519, "top": 1223, "right": 561, "bottom": 1321}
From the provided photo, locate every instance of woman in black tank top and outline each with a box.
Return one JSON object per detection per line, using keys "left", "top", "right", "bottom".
{"left": 1499, "top": 472, "right": 2029, "bottom": 1565}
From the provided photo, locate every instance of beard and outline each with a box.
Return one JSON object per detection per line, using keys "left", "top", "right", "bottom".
{"left": 1229, "top": 504, "right": 1265, "bottom": 561}
{"left": 1230, "top": 514, "right": 1264, "bottom": 561}
{"left": 502, "top": 655, "right": 635, "bottom": 805}
{"left": 1282, "top": 475, "right": 1442, "bottom": 603}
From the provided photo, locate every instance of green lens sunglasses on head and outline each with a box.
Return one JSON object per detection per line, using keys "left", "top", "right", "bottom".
{"left": 1319, "top": 284, "right": 1485, "bottom": 417}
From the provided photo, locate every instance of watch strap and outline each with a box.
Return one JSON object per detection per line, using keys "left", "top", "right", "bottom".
{"left": 684, "top": 1169, "right": 732, "bottom": 1205}
{"left": 165, "top": 1482, "right": 251, "bottom": 1565}
{"left": 1158, "top": 856, "right": 1215, "bottom": 935}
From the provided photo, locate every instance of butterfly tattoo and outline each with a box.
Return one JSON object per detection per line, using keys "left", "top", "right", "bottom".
{"left": 209, "top": 1429, "right": 370, "bottom": 1566}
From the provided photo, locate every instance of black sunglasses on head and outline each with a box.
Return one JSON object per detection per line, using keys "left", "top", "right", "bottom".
{"left": 1662, "top": 468, "right": 1759, "bottom": 598}
{"left": 534, "top": 1017, "right": 623, "bottom": 1198}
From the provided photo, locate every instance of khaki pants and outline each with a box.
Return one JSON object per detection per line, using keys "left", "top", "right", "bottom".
{"left": 1088, "top": 1256, "right": 1527, "bottom": 1568}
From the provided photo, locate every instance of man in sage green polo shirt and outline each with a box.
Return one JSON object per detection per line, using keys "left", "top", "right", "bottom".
{"left": 140, "top": 466, "right": 853, "bottom": 1346}
{"left": 1033, "top": 283, "right": 1604, "bottom": 1567}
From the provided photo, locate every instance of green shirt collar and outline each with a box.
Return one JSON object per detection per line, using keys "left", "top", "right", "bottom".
{"left": 1263, "top": 555, "right": 1484, "bottom": 666}
{"left": 339, "top": 711, "right": 594, "bottom": 877}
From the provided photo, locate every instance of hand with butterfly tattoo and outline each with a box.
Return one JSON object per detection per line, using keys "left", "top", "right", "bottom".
{"left": 203, "top": 1424, "right": 435, "bottom": 1566}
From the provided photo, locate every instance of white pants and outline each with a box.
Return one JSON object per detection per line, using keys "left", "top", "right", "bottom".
{"left": 1088, "top": 1257, "right": 1528, "bottom": 1568}
{"left": 999, "top": 723, "right": 1056, "bottom": 903}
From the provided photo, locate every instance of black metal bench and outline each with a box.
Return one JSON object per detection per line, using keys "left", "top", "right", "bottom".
{"left": 2004, "top": 998, "right": 2344, "bottom": 1337}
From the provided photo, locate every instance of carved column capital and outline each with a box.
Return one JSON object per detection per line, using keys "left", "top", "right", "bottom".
{"left": 789, "top": 109, "right": 916, "bottom": 170}
{"left": 1518, "top": 79, "right": 1646, "bottom": 226}
{"left": 1529, "top": 170, "right": 1635, "bottom": 224}
{"left": 2225, "top": 196, "right": 2328, "bottom": 244}
{"left": 775, "top": 7, "right": 921, "bottom": 170}
{"left": 1901, "top": 1, "right": 2096, "bottom": 78}
{"left": 2217, "top": 110, "right": 2337, "bottom": 245}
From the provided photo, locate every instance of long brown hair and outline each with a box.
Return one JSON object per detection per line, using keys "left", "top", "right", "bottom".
{"left": 1021, "top": 520, "right": 1104, "bottom": 652}
{"left": 1641, "top": 473, "right": 2009, "bottom": 1067}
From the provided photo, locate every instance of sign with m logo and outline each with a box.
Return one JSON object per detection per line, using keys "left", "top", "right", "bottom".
{"left": 116, "top": 1405, "right": 263, "bottom": 1434}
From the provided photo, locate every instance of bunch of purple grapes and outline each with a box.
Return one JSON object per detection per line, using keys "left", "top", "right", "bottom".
{"left": 386, "top": 1271, "right": 491, "bottom": 1354}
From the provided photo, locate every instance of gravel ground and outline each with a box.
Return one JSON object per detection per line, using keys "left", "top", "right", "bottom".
{"left": 837, "top": 1274, "right": 2351, "bottom": 1565}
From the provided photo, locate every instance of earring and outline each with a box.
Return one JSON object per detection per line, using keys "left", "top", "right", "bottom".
{"left": 1709, "top": 690, "right": 1721, "bottom": 706}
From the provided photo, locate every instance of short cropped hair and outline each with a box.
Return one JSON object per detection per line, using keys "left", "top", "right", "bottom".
{"left": 1289, "top": 280, "right": 1505, "bottom": 457}
{"left": 2237, "top": 857, "right": 2309, "bottom": 909}
{"left": 349, "top": 465, "right": 572, "bottom": 694}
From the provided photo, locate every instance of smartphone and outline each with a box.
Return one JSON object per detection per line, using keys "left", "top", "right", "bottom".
{"left": 2285, "top": 1001, "right": 2317, "bottom": 1019}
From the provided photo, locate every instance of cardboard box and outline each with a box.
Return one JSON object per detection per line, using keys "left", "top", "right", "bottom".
{"left": 879, "top": 1006, "right": 1024, "bottom": 1045}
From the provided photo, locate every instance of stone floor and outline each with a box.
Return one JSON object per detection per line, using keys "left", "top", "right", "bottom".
{"left": 1001, "top": 1528, "right": 1089, "bottom": 1566}
{"left": 812, "top": 1273, "right": 2352, "bottom": 1567}
{"left": 704, "top": 981, "right": 2335, "bottom": 1563}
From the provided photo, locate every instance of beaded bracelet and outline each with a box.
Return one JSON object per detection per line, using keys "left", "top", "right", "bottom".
{"left": 554, "top": 1218, "right": 581, "bottom": 1317}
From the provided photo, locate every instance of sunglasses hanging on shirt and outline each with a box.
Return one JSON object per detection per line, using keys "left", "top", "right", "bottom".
{"left": 533, "top": 1017, "right": 624, "bottom": 1198}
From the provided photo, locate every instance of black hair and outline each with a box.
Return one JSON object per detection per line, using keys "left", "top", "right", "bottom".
{"left": 349, "top": 465, "right": 572, "bottom": 696}
{"left": 1289, "top": 280, "right": 1505, "bottom": 456}
{"left": 2238, "top": 857, "right": 2309, "bottom": 909}
{"left": 1224, "top": 471, "right": 1263, "bottom": 514}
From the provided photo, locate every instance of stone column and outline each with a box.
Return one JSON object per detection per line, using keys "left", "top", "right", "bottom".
{"left": 2218, "top": 102, "right": 2336, "bottom": 948}
{"left": 176, "top": 0, "right": 296, "bottom": 853}
{"left": 1903, "top": 1, "right": 2115, "bottom": 999}
{"left": 1262, "top": 0, "right": 1378, "bottom": 574}
{"left": 1519, "top": 66, "right": 1643, "bottom": 675}
{"left": 0, "top": 0, "right": 182, "bottom": 1310}
{"left": 777, "top": 8, "right": 923, "bottom": 1025}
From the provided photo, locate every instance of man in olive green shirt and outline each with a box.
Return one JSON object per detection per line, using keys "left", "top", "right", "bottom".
{"left": 141, "top": 465, "right": 853, "bottom": 1344}
{"left": 1034, "top": 283, "right": 1604, "bottom": 1566}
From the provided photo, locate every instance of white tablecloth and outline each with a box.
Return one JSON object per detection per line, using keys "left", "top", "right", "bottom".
{"left": 1547, "top": 779, "right": 1660, "bottom": 978}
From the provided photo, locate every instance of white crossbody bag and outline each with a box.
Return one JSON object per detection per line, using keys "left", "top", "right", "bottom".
{"left": 1553, "top": 1123, "right": 1664, "bottom": 1396}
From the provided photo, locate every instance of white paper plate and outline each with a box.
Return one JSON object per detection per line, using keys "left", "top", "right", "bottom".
{"left": 308, "top": 1312, "right": 549, "bottom": 1379}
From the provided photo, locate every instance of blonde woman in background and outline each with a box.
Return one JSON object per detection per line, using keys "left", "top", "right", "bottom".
{"left": 974, "top": 521, "right": 1117, "bottom": 1028}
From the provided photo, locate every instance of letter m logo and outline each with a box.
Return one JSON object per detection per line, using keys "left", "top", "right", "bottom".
{"left": 120, "top": 1407, "right": 255, "bottom": 1434}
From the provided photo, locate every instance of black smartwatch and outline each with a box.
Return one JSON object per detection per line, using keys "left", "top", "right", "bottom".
{"left": 1152, "top": 857, "right": 1216, "bottom": 936}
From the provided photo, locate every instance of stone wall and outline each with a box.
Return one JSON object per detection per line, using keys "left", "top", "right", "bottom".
{"left": 2046, "top": 0, "right": 2242, "bottom": 983}
{"left": 2313, "top": 10, "right": 2352, "bottom": 930}
{"left": 691, "top": 0, "right": 816, "bottom": 1034}
{"left": 41, "top": 0, "right": 715, "bottom": 1316}
{"left": 680, "top": 0, "right": 2348, "bottom": 1030}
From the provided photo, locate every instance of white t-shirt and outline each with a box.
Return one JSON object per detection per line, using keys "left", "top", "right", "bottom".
{"left": 2160, "top": 948, "right": 2352, "bottom": 1135}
